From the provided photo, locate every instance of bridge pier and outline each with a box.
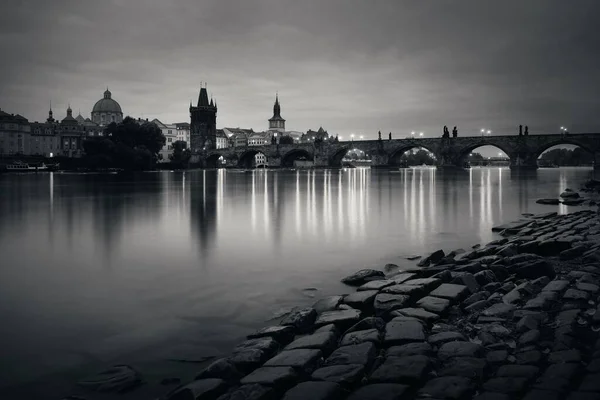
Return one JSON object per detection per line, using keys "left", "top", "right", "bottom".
{"left": 510, "top": 152, "right": 538, "bottom": 170}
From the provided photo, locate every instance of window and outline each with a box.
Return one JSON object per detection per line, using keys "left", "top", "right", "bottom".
{"left": 112, "top": 115, "right": 115, "bottom": 122}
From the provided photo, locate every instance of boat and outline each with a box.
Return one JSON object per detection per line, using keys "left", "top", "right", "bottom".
{"left": 1, "top": 161, "right": 58, "bottom": 172}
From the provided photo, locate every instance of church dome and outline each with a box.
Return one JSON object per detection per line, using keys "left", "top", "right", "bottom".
{"left": 92, "top": 89, "right": 122, "bottom": 113}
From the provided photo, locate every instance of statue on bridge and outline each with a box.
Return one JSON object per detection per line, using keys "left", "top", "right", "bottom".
{"left": 452, "top": 126, "right": 458, "bottom": 138}
{"left": 524, "top": 126, "right": 529, "bottom": 136}
{"left": 519, "top": 125, "right": 523, "bottom": 136}
{"left": 378, "top": 131, "right": 382, "bottom": 141}
{"left": 443, "top": 126, "right": 450, "bottom": 138}
{"left": 271, "top": 134, "right": 277, "bottom": 145}
{"left": 389, "top": 132, "right": 392, "bottom": 140}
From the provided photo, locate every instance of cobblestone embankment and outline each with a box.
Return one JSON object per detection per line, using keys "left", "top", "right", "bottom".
{"left": 133, "top": 208, "right": 600, "bottom": 400}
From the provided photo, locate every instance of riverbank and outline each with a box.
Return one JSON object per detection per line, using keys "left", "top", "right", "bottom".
{"left": 44, "top": 196, "right": 600, "bottom": 398}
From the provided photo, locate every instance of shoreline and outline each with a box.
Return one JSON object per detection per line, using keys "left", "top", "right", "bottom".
{"left": 4, "top": 181, "right": 600, "bottom": 399}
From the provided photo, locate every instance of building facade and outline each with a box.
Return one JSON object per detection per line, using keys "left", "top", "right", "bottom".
{"left": 268, "top": 94, "right": 285, "bottom": 132}
{"left": 190, "top": 85, "right": 217, "bottom": 152}
{"left": 91, "top": 89, "right": 123, "bottom": 126}
{"left": 151, "top": 119, "right": 178, "bottom": 161}
{"left": 175, "top": 122, "right": 190, "bottom": 145}
{"left": 215, "top": 129, "right": 228, "bottom": 149}
{"left": 0, "top": 109, "right": 31, "bottom": 155}
{"left": 301, "top": 127, "right": 330, "bottom": 143}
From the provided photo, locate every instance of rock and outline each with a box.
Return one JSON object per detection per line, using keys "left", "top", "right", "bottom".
{"left": 313, "top": 296, "right": 344, "bottom": 314}
{"left": 264, "top": 349, "right": 323, "bottom": 373}
{"left": 496, "top": 365, "right": 539, "bottom": 380}
{"left": 196, "top": 358, "right": 243, "bottom": 381}
{"left": 481, "top": 303, "right": 515, "bottom": 319}
{"left": 536, "top": 199, "right": 560, "bottom": 205}
{"left": 381, "top": 284, "right": 424, "bottom": 298}
{"left": 315, "top": 324, "right": 339, "bottom": 335}
{"left": 325, "top": 342, "right": 377, "bottom": 368}
{"left": 418, "top": 376, "right": 474, "bottom": 400}
{"left": 482, "top": 377, "right": 530, "bottom": 394}
{"left": 416, "top": 296, "right": 451, "bottom": 314}
{"left": 542, "top": 280, "right": 569, "bottom": 292}
{"left": 548, "top": 349, "right": 581, "bottom": 363}
{"left": 384, "top": 319, "right": 425, "bottom": 345}
{"left": 281, "top": 308, "right": 317, "bottom": 332}
{"left": 391, "top": 307, "right": 440, "bottom": 323}
{"left": 311, "top": 364, "right": 365, "bottom": 386}
{"left": 248, "top": 326, "right": 295, "bottom": 344}
{"left": 578, "top": 282, "right": 599, "bottom": 293}
{"left": 516, "top": 315, "right": 539, "bottom": 333}
{"left": 438, "top": 342, "right": 483, "bottom": 360}
{"left": 345, "top": 383, "right": 409, "bottom": 400}
{"left": 343, "top": 290, "right": 379, "bottom": 311}
{"left": 370, "top": 355, "right": 431, "bottom": 384}
{"left": 418, "top": 249, "right": 446, "bottom": 267}
{"left": 514, "top": 260, "right": 556, "bottom": 279}
{"left": 229, "top": 349, "right": 271, "bottom": 373}
{"left": 404, "top": 277, "right": 442, "bottom": 291}
{"left": 487, "top": 350, "right": 508, "bottom": 364}
{"left": 281, "top": 381, "right": 341, "bottom": 400}
{"left": 428, "top": 331, "right": 466, "bottom": 346}
{"left": 560, "top": 245, "right": 588, "bottom": 260}
{"left": 563, "top": 199, "right": 585, "bottom": 206}
{"left": 77, "top": 365, "right": 142, "bottom": 393}
{"left": 439, "top": 357, "right": 487, "bottom": 379}
{"left": 373, "top": 294, "right": 409, "bottom": 317}
{"left": 475, "top": 270, "right": 497, "bottom": 286}
{"left": 390, "top": 272, "right": 416, "bottom": 284}
{"left": 533, "top": 363, "right": 580, "bottom": 392}
{"left": 563, "top": 288, "right": 590, "bottom": 301}
{"left": 357, "top": 280, "right": 395, "bottom": 291}
{"left": 217, "top": 384, "right": 274, "bottom": 400}
{"left": 341, "top": 269, "right": 385, "bottom": 286}
{"left": 240, "top": 367, "right": 299, "bottom": 389}
{"left": 464, "top": 291, "right": 489, "bottom": 306}
{"left": 340, "top": 329, "right": 381, "bottom": 346}
{"left": 523, "top": 291, "right": 557, "bottom": 310}
{"left": 386, "top": 342, "right": 432, "bottom": 357}
{"left": 535, "top": 240, "right": 571, "bottom": 258}
{"left": 315, "top": 309, "right": 361, "bottom": 330}
{"left": 465, "top": 300, "right": 489, "bottom": 313}
{"left": 164, "top": 379, "right": 228, "bottom": 400}
{"left": 429, "top": 283, "right": 469, "bottom": 302}
{"left": 344, "top": 317, "right": 386, "bottom": 334}
{"left": 518, "top": 330, "right": 540, "bottom": 346}
{"left": 286, "top": 332, "right": 338, "bottom": 355}
{"left": 516, "top": 350, "right": 542, "bottom": 365}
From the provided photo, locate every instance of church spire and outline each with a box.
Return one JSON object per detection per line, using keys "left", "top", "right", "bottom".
{"left": 272, "top": 93, "right": 281, "bottom": 118}
{"left": 197, "top": 84, "right": 209, "bottom": 107}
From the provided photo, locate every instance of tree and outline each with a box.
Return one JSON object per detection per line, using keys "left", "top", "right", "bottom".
{"left": 170, "top": 140, "right": 191, "bottom": 168}
{"left": 279, "top": 135, "right": 294, "bottom": 145}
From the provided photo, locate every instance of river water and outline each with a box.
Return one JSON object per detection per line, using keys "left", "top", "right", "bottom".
{"left": 0, "top": 167, "right": 596, "bottom": 391}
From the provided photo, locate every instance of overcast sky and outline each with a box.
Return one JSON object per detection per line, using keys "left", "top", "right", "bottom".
{"left": 1, "top": 0, "right": 599, "bottom": 143}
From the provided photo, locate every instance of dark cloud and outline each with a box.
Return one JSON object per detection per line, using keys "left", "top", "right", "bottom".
{"left": 1, "top": 0, "right": 599, "bottom": 145}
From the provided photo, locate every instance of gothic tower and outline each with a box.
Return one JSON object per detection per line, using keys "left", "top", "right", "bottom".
{"left": 268, "top": 93, "right": 285, "bottom": 132}
{"left": 190, "top": 84, "right": 217, "bottom": 151}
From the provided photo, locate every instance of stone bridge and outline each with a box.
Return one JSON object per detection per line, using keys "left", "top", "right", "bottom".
{"left": 193, "top": 133, "right": 600, "bottom": 169}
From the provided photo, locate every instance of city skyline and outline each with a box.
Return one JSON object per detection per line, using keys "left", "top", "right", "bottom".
{"left": 1, "top": 0, "right": 599, "bottom": 139}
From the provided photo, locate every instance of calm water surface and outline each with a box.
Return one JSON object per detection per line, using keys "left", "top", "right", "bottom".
{"left": 0, "top": 167, "right": 595, "bottom": 388}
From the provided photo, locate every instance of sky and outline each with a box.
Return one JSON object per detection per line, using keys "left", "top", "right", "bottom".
{"left": 1, "top": 0, "right": 599, "bottom": 154}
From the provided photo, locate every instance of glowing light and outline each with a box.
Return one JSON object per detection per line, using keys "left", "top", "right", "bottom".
{"left": 360, "top": 136, "right": 364, "bottom": 140}
{"left": 487, "top": 130, "right": 491, "bottom": 134}
{"left": 419, "top": 132, "right": 423, "bottom": 137}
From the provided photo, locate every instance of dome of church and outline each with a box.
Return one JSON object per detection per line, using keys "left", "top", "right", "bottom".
{"left": 92, "top": 89, "right": 122, "bottom": 113}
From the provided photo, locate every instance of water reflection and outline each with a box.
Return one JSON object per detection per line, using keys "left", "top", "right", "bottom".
{"left": 0, "top": 167, "right": 595, "bottom": 388}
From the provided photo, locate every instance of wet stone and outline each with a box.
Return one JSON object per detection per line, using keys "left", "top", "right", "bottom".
{"left": 369, "top": 355, "right": 431, "bottom": 384}
{"left": 439, "top": 357, "right": 487, "bottom": 379}
{"left": 487, "top": 350, "right": 508, "bottom": 364}
{"left": 548, "top": 349, "right": 581, "bottom": 363}
{"left": 404, "top": 277, "right": 442, "bottom": 291}
{"left": 451, "top": 272, "right": 481, "bottom": 293}
{"left": 381, "top": 284, "right": 424, "bottom": 298}
{"left": 483, "top": 377, "right": 529, "bottom": 394}
{"left": 325, "top": 342, "right": 377, "bottom": 368}
{"left": 534, "top": 363, "right": 580, "bottom": 392}
{"left": 344, "top": 317, "right": 386, "bottom": 334}
{"left": 428, "top": 331, "right": 466, "bottom": 346}
{"left": 343, "top": 290, "right": 379, "bottom": 310}
{"left": 339, "top": 329, "right": 381, "bottom": 346}
{"left": 516, "top": 350, "right": 542, "bottom": 365}
{"left": 315, "top": 324, "right": 339, "bottom": 335}
{"left": 579, "top": 374, "right": 600, "bottom": 392}
{"left": 196, "top": 358, "right": 243, "bottom": 382}
{"left": 438, "top": 342, "right": 483, "bottom": 361}
{"left": 464, "top": 291, "right": 489, "bottom": 306}
{"left": 313, "top": 296, "right": 344, "bottom": 314}
{"left": 281, "top": 381, "right": 341, "bottom": 400}
{"left": 522, "top": 390, "right": 562, "bottom": 400}
{"left": 416, "top": 296, "right": 451, "bottom": 314}
{"left": 311, "top": 364, "right": 365, "bottom": 386}
{"left": 429, "top": 283, "right": 469, "bottom": 302}
{"left": 577, "top": 282, "right": 600, "bottom": 293}
{"left": 240, "top": 366, "right": 299, "bottom": 389}
{"left": 357, "top": 279, "right": 395, "bottom": 291}
{"left": 342, "top": 269, "right": 385, "bottom": 286}
{"left": 496, "top": 365, "right": 539, "bottom": 380}
{"left": 346, "top": 383, "right": 409, "bottom": 400}
{"left": 285, "top": 331, "right": 337, "bottom": 355}
{"left": 465, "top": 300, "right": 489, "bottom": 313}
{"left": 516, "top": 315, "right": 540, "bottom": 333}
{"left": 235, "top": 338, "right": 280, "bottom": 356}
{"left": 281, "top": 308, "right": 317, "bottom": 333}
{"left": 164, "top": 378, "right": 227, "bottom": 400}
{"left": 418, "top": 376, "right": 474, "bottom": 400}
{"left": 264, "top": 349, "right": 323, "bottom": 373}
{"left": 248, "top": 325, "right": 295, "bottom": 344}
{"left": 475, "top": 270, "right": 497, "bottom": 286}
{"left": 564, "top": 288, "right": 591, "bottom": 301}
{"left": 384, "top": 319, "right": 425, "bottom": 345}
{"left": 391, "top": 272, "right": 416, "bottom": 284}
{"left": 518, "top": 329, "right": 540, "bottom": 346}
{"left": 523, "top": 291, "right": 557, "bottom": 310}
{"left": 373, "top": 294, "right": 410, "bottom": 316}
{"left": 315, "top": 309, "right": 361, "bottom": 330}
{"left": 391, "top": 307, "right": 440, "bottom": 323}
{"left": 481, "top": 303, "right": 515, "bottom": 318}
{"left": 229, "top": 349, "right": 270, "bottom": 372}
{"left": 386, "top": 342, "right": 432, "bottom": 357}
{"left": 217, "top": 384, "right": 274, "bottom": 400}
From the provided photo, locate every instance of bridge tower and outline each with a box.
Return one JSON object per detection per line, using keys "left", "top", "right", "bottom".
{"left": 268, "top": 93, "right": 285, "bottom": 133}
{"left": 190, "top": 84, "right": 217, "bottom": 152}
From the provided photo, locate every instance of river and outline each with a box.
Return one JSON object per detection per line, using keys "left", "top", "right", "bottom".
{"left": 0, "top": 167, "right": 595, "bottom": 393}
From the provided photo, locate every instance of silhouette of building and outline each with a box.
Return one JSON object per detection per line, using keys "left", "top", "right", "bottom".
{"left": 268, "top": 94, "right": 285, "bottom": 133}
{"left": 91, "top": 88, "right": 123, "bottom": 126}
{"left": 190, "top": 85, "right": 217, "bottom": 152}
{"left": 0, "top": 109, "right": 31, "bottom": 155}
{"left": 301, "top": 127, "right": 329, "bottom": 143}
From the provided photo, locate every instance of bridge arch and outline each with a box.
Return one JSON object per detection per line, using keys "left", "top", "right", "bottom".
{"left": 205, "top": 153, "right": 226, "bottom": 168}
{"left": 388, "top": 144, "right": 438, "bottom": 166}
{"left": 238, "top": 149, "right": 268, "bottom": 168}
{"left": 456, "top": 143, "right": 514, "bottom": 163}
{"left": 533, "top": 138, "right": 594, "bottom": 159}
{"left": 282, "top": 148, "right": 313, "bottom": 168}
{"left": 329, "top": 147, "right": 352, "bottom": 167}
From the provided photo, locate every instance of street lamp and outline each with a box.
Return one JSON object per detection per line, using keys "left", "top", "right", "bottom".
{"left": 411, "top": 131, "right": 415, "bottom": 138}
{"left": 360, "top": 135, "right": 364, "bottom": 140}
{"left": 487, "top": 130, "right": 491, "bottom": 135}
{"left": 419, "top": 132, "right": 424, "bottom": 137}
{"left": 351, "top": 134, "right": 355, "bottom": 144}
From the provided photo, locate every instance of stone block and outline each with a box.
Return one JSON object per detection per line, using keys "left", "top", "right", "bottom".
{"left": 263, "top": 349, "right": 322, "bottom": 373}
{"left": 429, "top": 283, "right": 469, "bottom": 302}
{"left": 418, "top": 376, "right": 474, "bottom": 400}
{"left": 438, "top": 342, "right": 483, "bottom": 361}
{"left": 340, "top": 329, "right": 380, "bottom": 346}
{"left": 311, "top": 364, "right": 365, "bottom": 386}
{"left": 383, "top": 319, "right": 425, "bottom": 345}
{"left": 416, "top": 296, "right": 451, "bottom": 314}
{"left": 281, "top": 381, "right": 341, "bottom": 400}
{"left": 369, "top": 355, "right": 431, "bottom": 384}
{"left": 240, "top": 367, "right": 299, "bottom": 389}
{"left": 345, "top": 383, "right": 409, "bottom": 400}
{"left": 325, "top": 342, "right": 377, "bottom": 368}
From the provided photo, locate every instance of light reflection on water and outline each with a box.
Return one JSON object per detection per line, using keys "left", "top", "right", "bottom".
{"left": 0, "top": 167, "right": 596, "bottom": 387}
